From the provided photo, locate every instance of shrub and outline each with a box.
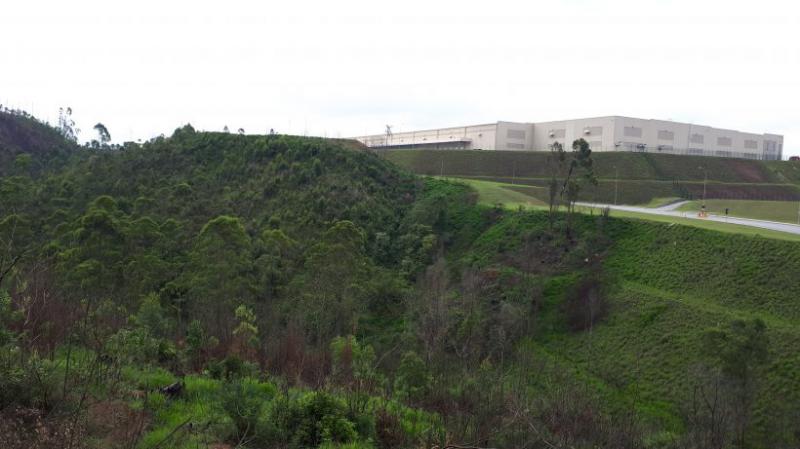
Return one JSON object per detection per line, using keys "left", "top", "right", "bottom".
{"left": 393, "top": 351, "right": 431, "bottom": 403}
{"left": 268, "top": 391, "right": 359, "bottom": 448}
{"left": 207, "top": 355, "right": 258, "bottom": 380}
{"left": 220, "top": 378, "right": 276, "bottom": 441}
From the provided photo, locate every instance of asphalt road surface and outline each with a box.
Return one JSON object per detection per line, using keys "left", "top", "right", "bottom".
{"left": 576, "top": 201, "right": 800, "bottom": 236}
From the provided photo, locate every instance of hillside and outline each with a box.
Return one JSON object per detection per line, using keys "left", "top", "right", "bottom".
{"left": 385, "top": 149, "right": 800, "bottom": 204}
{"left": 452, "top": 208, "right": 800, "bottom": 445}
{"left": 2, "top": 117, "right": 800, "bottom": 449}
{"left": 0, "top": 109, "right": 77, "bottom": 176}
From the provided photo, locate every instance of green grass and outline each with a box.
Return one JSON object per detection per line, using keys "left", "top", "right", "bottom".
{"left": 386, "top": 149, "right": 795, "bottom": 183}
{"left": 438, "top": 177, "right": 547, "bottom": 208}
{"left": 584, "top": 207, "right": 800, "bottom": 242}
{"left": 457, "top": 175, "right": 800, "bottom": 205}
{"left": 457, "top": 205, "right": 800, "bottom": 445}
{"left": 530, "top": 282, "right": 800, "bottom": 441}
{"left": 450, "top": 176, "right": 800, "bottom": 242}
{"left": 677, "top": 199, "right": 800, "bottom": 224}
{"left": 388, "top": 150, "right": 800, "bottom": 206}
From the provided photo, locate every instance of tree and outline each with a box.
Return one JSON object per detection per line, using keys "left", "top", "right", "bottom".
{"left": 186, "top": 319, "right": 217, "bottom": 369}
{"left": 57, "top": 196, "right": 128, "bottom": 301}
{"left": 560, "top": 138, "right": 597, "bottom": 214}
{"left": 58, "top": 107, "right": 79, "bottom": 142}
{"left": 544, "top": 139, "right": 595, "bottom": 232}
{"left": 93, "top": 123, "right": 111, "bottom": 147}
{"left": 134, "top": 293, "right": 174, "bottom": 339}
{"left": 330, "top": 335, "right": 383, "bottom": 413}
{"left": 393, "top": 351, "right": 431, "bottom": 403}
{"left": 0, "top": 214, "right": 33, "bottom": 288}
{"left": 186, "top": 216, "right": 254, "bottom": 339}
{"left": 701, "top": 319, "right": 770, "bottom": 449}
{"left": 294, "top": 221, "right": 372, "bottom": 343}
{"left": 255, "top": 229, "right": 299, "bottom": 299}
{"left": 232, "top": 304, "right": 259, "bottom": 360}
{"left": 546, "top": 141, "right": 567, "bottom": 224}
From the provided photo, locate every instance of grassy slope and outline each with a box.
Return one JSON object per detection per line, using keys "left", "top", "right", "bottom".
{"left": 458, "top": 205, "right": 800, "bottom": 444}
{"left": 571, "top": 220, "right": 800, "bottom": 440}
{"left": 385, "top": 149, "right": 790, "bottom": 183}
{"left": 387, "top": 150, "right": 800, "bottom": 204}
{"left": 451, "top": 177, "right": 800, "bottom": 242}
{"left": 441, "top": 177, "right": 547, "bottom": 208}
{"left": 678, "top": 198, "right": 800, "bottom": 224}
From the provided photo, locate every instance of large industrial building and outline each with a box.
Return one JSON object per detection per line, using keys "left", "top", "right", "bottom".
{"left": 354, "top": 116, "right": 784, "bottom": 160}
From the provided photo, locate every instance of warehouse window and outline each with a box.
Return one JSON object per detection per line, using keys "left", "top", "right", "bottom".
{"left": 507, "top": 143, "right": 526, "bottom": 149}
{"left": 717, "top": 136, "right": 732, "bottom": 147}
{"left": 715, "top": 150, "right": 732, "bottom": 157}
{"left": 744, "top": 139, "right": 758, "bottom": 149}
{"left": 688, "top": 148, "right": 704, "bottom": 155}
{"left": 657, "top": 130, "right": 674, "bottom": 141}
{"left": 624, "top": 126, "right": 642, "bottom": 138}
{"left": 506, "top": 129, "right": 526, "bottom": 140}
{"left": 690, "top": 133, "right": 705, "bottom": 144}
{"left": 584, "top": 126, "right": 603, "bottom": 136}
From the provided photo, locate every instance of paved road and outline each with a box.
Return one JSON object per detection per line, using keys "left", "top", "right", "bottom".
{"left": 576, "top": 201, "right": 800, "bottom": 236}
{"left": 655, "top": 200, "right": 690, "bottom": 211}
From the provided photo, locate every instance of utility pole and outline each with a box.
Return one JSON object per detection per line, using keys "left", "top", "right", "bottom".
{"left": 440, "top": 158, "right": 444, "bottom": 178}
{"left": 797, "top": 200, "right": 800, "bottom": 225}
{"left": 703, "top": 169, "right": 708, "bottom": 204}
{"left": 699, "top": 166, "right": 707, "bottom": 205}
{"left": 614, "top": 166, "right": 619, "bottom": 205}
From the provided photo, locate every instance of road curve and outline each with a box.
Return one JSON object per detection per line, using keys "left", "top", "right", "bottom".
{"left": 576, "top": 202, "right": 800, "bottom": 236}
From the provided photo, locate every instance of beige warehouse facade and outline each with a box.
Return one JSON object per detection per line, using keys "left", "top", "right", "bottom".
{"left": 354, "top": 116, "right": 784, "bottom": 160}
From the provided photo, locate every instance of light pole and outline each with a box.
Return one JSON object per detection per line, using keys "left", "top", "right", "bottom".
{"left": 699, "top": 166, "right": 707, "bottom": 205}
{"left": 697, "top": 166, "right": 708, "bottom": 217}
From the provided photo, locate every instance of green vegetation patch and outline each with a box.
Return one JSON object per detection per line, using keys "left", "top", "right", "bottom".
{"left": 678, "top": 198, "right": 800, "bottom": 224}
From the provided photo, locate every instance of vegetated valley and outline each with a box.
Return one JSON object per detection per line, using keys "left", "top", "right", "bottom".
{"left": 2, "top": 109, "right": 800, "bottom": 449}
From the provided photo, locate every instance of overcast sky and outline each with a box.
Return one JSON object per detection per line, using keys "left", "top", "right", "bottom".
{"left": 2, "top": 0, "right": 799, "bottom": 156}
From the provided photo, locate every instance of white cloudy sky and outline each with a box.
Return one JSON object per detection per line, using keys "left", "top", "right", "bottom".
{"left": 2, "top": 0, "right": 799, "bottom": 156}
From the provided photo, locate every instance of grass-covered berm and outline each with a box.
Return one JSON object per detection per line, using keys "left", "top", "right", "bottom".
{"left": 2, "top": 109, "right": 799, "bottom": 448}
{"left": 457, "top": 208, "right": 800, "bottom": 447}
{"left": 385, "top": 149, "right": 800, "bottom": 204}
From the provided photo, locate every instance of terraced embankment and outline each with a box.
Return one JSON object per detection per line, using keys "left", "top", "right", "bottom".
{"left": 386, "top": 149, "right": 800, "bottom": 204}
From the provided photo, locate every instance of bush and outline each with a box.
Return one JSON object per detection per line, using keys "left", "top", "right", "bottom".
{"left": 220, "top": 378, "right": 276, "bottom": 441}
{"left": 393, "top": 351, "right": 431, "bottom": 403}
{"left": 267, "top": 391, "right": 359, "bottom": 448}
{"left": 207, "top": 355, "right": 259, "bottom": 380}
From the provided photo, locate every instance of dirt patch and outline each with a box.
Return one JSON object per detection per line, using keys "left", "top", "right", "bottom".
{"left": 0, "top": 407, "right": 86, "bottom": 449}
{"left": 727, "top": 159, "right": 772, "bottom": 183}
{"left": 87, "top": 400, "right": 149, "bottom": 448}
